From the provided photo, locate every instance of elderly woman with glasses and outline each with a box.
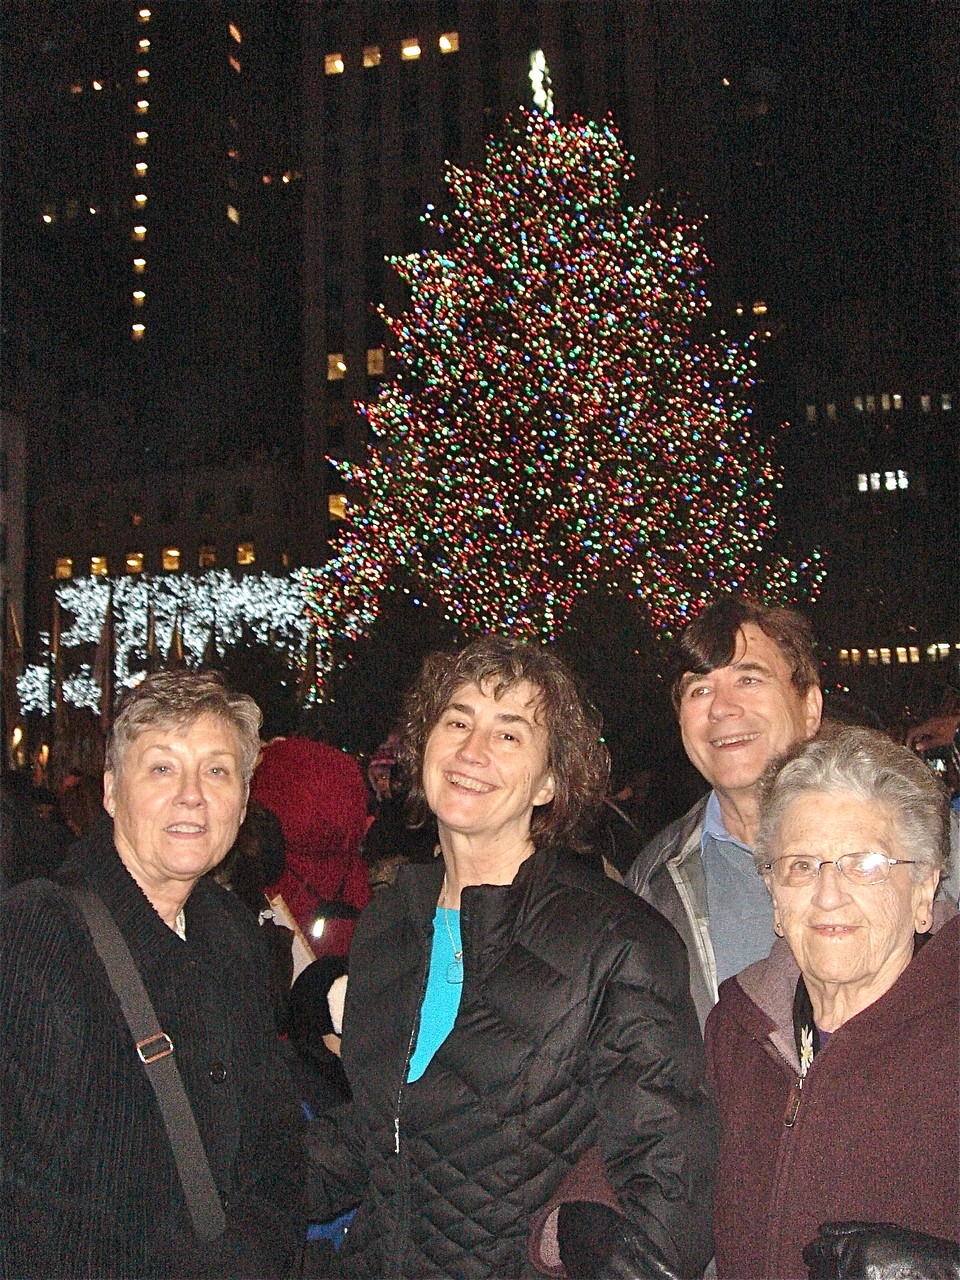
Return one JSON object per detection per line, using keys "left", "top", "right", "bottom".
{"left": 1, "top": 671, "right": 304, "bottom": 1279}
{"left": 704, "top": 726, "right": 959, "bottom": 1280}
{"left": 306, "top": 635, "right": 716, "bottom": 1280}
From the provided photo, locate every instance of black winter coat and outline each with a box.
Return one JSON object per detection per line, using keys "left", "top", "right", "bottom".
{"left": 306, "top": 846, "right": 717, "bottom": 1279}
{"left": 0, "top": 818, "right": 305, "bottom": 1279}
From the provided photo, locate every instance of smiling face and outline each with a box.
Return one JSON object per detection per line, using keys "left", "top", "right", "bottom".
{"left": 104, "top": 713, "right": 248, "bottom": 907}
{"left": 766, "top": 791, "right": 938, "bottom": 1023}
{"left": 422, "top": 679, "right": 556, "bottom": 851}
{"left": 677, "top": 623, "right": 822, "bottom": 805}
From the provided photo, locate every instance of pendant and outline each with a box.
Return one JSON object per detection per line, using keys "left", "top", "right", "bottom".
{"left": 446, "top": 957, "right": 464, "bottom": 985}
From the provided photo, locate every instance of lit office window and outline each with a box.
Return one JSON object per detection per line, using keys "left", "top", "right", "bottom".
{"left": 136, "top": 99, "right": 149, "bottom": 113}
{"left": 139, "top": 38, "right": 150, "bottom": 49}
{"left": 134, "top": 193, "right": 148, "bottom": 206}
{"left": 125, "top": 552, "right": 144, "bottom": 574}
{"left": 138, "top": 8, "right": 151, "bottom": 20}
{"left": 135, "top": 130, "right": 149, "bottom": 144}
{"left": 328, "top": 493, "right": 347, "bottom": 520}
{"left": 132, "top": 225, "right": 146, "bottom": 241}
{"left": 162, "top": 546, "right": 180, "bottom": 571}
{"left": 853, "top": 395, "right": 864, "bottom": 411}
{"left": 919, "top": 395, "right": 931, "bottom": 412}
{"left": 881, "top": 393, "right": 890, "bottom": 411}
{"left": 879, "top": 647, "right": 891, "bottom": 665}
{"left": 281, "top": 551, "right": 292, "bottom": 569}
{"left": 236, "top": 541, "right": 255, "bottom": 566}
{"left": 401, "top": 38, "right": 421, "bottom": 58}
{"left": 132, "top": 290, "right": 145, "bottom": 306}
{"left": 135, "top": 162, "right": 148, "bottom": 174}
{"left": 805, "top": 404, "right": 816, "bottom": 422}
{"left": 42, "top": 208, "right": 55, "bottom": 224}
{"left": 93, "top": 80, "right": 103, "bottom": 91}
{"left": 439, "top": 32, "right": 459, "bottom": 52}
{"left": 752, "top": 300, "right": 768, "bottom": 315}
{"left": 55, "top": 557, "right": 74, "bottom": 580}
{"left": 869, "top": 472, "right": 880, "bottom": 490}
{"left": 884, "top": 471, "right": 897, "bottom": 490}
{"left": 91, "top": 556, "right": 109, "bottom": 576}
{"left": 132, "top": 322, "right": 146, "bottom": 339}
{"left": 942, "top": 394, "right": 953, "bottom": 411}
{"left": 227, "top": 205, "right": 240, "bottom": 224}
{"left": 857, "top": 473, "right": 868, "bottom": 492}
{"left": 867, "top": 648, "right": 878, "bottom": 665}
{"left": 897, "top": 470, "right": 908, "bottom": 489}
{"left": 325, "top": 52, "right": 345, "bottom": 74}
{"left": 130, "top": 510, "right": 143, "bottom": 527}
{"left": 849, "top": 649, "right": 860, "bottom": 665}
{"left": 229, "top": 22, "right": 242, "bottom": 42}
{"left": 199, "top": 545, "right": 217, "bottom": 568}
{"left": 838, "top": 649, "right": 849, "bottom": 665}
{"left": 826, "top": 403, "right": 837, "bottom": 421}
{"left": 895, "top": 647, "right": 907, "bottom": 664}
{"left": 133, "top": 258, "right": 146, "bottom": 272}
{"left": 363, "top": 45, "right": 381, "bottom": 67}
{"left": 865, "top": 394, "right": 875, "bottom": 412}
{"left": 892, "top": 393, "right": 902, "bottom": 409}
{"left": 908, "top": 646, "right": 920, "bottom": 663}
{"left": 137, "top": 69, "right": 149, "bottom": 81}
{"left": 229, "top": 54, "right": 241, "bottom": 73}
{"left": 327, "top": 354, "right": 346, "bottom": 380}
{"left": 366, "top": 347, "right": 385, "bottom": 376}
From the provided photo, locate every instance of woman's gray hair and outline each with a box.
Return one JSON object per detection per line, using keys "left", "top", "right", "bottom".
{"left": 755, "top": 725, "right": 949, "bottom": 878}
{"left": 106, "top": 670, "right": 262, "bottom": 785}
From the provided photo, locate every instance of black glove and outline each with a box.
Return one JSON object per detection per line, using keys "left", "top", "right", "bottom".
{"left": 557, "top": 1200, "right": 624, "bottom": 1280}
{"left": 803, "top": 1221, "right": 960, "bottom": 1280}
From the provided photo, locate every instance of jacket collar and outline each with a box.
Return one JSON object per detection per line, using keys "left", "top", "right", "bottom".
{"left": 629, "top": 793, "right": 710, "bottom": 894}
{"left": 56, "top": 813, "right": 210, "bottom": 983}
{"left": 722, "top": 913, "right": 960, "bottom": 1073}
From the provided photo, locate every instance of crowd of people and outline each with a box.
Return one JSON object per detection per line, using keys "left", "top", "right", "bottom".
{"left": 1, "top": 593, "right": 957, "bottom": 1280}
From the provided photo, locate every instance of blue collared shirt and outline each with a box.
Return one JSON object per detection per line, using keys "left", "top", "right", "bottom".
{"left": 701, "top": 792, "right": 776, "bottom": 984}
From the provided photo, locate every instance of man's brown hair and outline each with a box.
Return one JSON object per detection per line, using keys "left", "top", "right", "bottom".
{"left": 671, "top": 595, "right": 819, "bottom": 710}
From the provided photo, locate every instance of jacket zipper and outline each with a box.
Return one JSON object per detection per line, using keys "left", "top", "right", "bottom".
{"left": 765, "top": 1040, "right": 830, "bottom": 1273}
{"left": 390, "top": 916, "right": 432, "bottom": 1276}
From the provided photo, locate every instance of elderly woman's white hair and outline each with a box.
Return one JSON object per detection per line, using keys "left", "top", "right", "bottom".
{"left": 755, "top": 725, "right": 950, "bottom": 880}
{"left": 106, "top": 669, "right": 262, "bottom": 784}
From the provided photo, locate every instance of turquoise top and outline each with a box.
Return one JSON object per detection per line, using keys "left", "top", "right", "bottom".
{"left": 407, "top": 906, "right": 463, "bottom": 1083}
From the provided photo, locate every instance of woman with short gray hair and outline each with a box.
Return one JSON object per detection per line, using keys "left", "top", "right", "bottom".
{"left": 1, "top": 669, "right": 303, "bottom": 1279}
{"left": 705, "top": 726, "right": 958, "bottom": 1280}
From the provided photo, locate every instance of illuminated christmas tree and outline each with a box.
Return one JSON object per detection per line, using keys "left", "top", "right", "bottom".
{"left": 302, "top": 111, "right": 821, "bottom": 679}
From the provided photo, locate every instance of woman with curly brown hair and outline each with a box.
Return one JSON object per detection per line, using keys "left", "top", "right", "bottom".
{"left": 306, "top": 635, "right": 716, "bottom": 1280}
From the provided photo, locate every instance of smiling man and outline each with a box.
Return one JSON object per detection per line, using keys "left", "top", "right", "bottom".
{"left": 626, "top": 596, "right": 822, "bottom": 1025}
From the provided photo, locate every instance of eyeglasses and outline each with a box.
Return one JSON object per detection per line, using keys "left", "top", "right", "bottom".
{"left": 762, "top": 851, "right": 920, "bottom": 887}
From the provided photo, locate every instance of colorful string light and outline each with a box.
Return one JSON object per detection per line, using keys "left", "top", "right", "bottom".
{"left": 23, "top": 112, "right": 823, "bottom": 713}
{"left": 301, "top": 111, "right": 822, "bottom": 682}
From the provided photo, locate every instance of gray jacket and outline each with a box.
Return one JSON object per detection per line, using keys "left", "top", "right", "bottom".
{"left": 626, "top": 797, "right": 960, "bottom": 1032}
{"left": 625, "top": 794, "right": 716, "bottom": 1029}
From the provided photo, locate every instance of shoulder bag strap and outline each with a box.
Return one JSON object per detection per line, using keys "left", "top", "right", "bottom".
{"left": 66, "top": 886, "right": 227, "bottom": 1242}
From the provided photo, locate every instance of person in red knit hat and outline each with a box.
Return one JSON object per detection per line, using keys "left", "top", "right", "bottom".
{"left": 252, "top": 705, "right": 371, "bottom": 956}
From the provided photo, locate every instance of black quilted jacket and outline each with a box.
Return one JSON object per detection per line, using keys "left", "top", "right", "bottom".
{"left": 306, "top": 845, "right": 717, "bottom": 1279}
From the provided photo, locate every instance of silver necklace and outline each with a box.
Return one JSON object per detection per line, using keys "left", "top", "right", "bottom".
{"left": 440, "top": 880, "right": 463, "bottom": 985}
